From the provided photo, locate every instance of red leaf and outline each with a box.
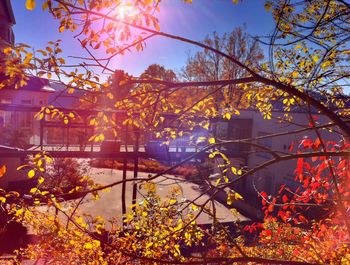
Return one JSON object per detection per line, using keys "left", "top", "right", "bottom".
{"left": 289, "top": 141, "right": 294, "bottom": 152}
{"left": 265, "top": 229, "right": 272, "bottom": 236}
{"left": 299, "top": 215, "right": 308, "bottom": 224}
{"left": 301, "top": 138, "right": 313, "bottom": 149}
{"left": 314, "top": 137, "right": 321, "bottom": 150}
{"left": 268, "top": 204, "right": 274, "bottom": 212}
{"left": 260, "top": 191, "right": 267, "bottom": 199}
{"left": 282, "top": 195, "right": 288, "bottom": 203}
{"left": 296, "top": 158, "right": 304, "bottom": 180}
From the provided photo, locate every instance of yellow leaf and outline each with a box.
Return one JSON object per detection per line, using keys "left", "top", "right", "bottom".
{"left": 3, "top": 47, "right": 12, "bottom": 54}
{"left": 321, "top": 60, "right": 332, "bottom": 70}
{"left": 106, "top": 93, "right": 114, "bottom": 99}
{"left": 312, "top": 55, "right": 319, "bottom": 63}
{"left": 174, "top": 244, "right": 181, "bottom": 256}
{"left": 0, "top": 165, "right": 6, "bottom": 178}
{"left": 231, "top": 166, "right": 237, "bottom": 175}
{"left": 208, "top": 137, "right": 216, "bottom": 144}
{"left": 155, "top": 23, "right": 160, "bottom": 31}
{"left": 227, "top": 191, "right": 243, "bottom": 205}
{"left": 38, "top": 176, "right": 44, "bottom": 184}
{"left": 294, "top": 44, "right": 302, "bottom": 50}
{"left": 42, "top": 1, "right": 49, "bottom": 10}
{"left": 264, "top": 2, "right": 272, "bottom": 11}
{"left": 63, "top": 117, "right": 69, "bottom": 124}
{"left": 292, "top": 71, "right": 298, "bottom": 78}
{"left": 28, "top": 169, "right": 35, "bottom": 178}
{"left": 59, "top": 25, "right": 65, "bottom": 33}
{"left": 26, "top": 0, "right": 36, "bottom": 10}
{"left": 89, "top": 118, "right": 96, "bottom": 126}
{"left": 232, "top": 0, "right": 238, "bottom": 3}
{"left": 235, "top": 192, "right": 243, "bottom": 200}
{"left": 224, "top": 112, "right": 231, "bottom": 120}
{"left": 84, "top": 242, "right": 93, "bottom": 249}
{"left": 30, "top": 187, "right": 38, "bottom": 194}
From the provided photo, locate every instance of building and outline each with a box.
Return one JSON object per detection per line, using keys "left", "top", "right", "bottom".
{"left": 0, "top": 77, "right": 55, "bottom": 147}
{"left": 211, "top": 107, "right": 338, "bottom": 208}
{"left": 0, "top": 0, "right": 55, "bottom": 148}
{"left": 0, "top": 0, "right": 55, "bottom": 190}
{"left": 0, "top": 0, "right": 15, "bottom": 53}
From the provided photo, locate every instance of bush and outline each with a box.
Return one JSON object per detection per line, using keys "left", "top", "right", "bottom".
{"left": 42, "top": 158, "right": 93, "bottom": 194}
{"left": 90, "top": 159, "right": 198, "bottom": 178}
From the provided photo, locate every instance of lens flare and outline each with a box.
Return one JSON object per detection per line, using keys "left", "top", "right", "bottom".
{"left": 116, "top": 3, "right": 138, "bottom": 20}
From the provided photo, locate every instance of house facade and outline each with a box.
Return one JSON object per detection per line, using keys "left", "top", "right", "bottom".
{"left": 0, "top": 78, "right": 55, "bottom": 147}
{"left": 0, "top": 0, "right": 55, "bottom": 147}
{"left": 0, "top": 0, "right": 15, "bottom": 53}
{"left": 213, "top": 109, "right": 337, "bottom": 206}
{"left": 0, "top": 0, "right": 55, "bottom": 190}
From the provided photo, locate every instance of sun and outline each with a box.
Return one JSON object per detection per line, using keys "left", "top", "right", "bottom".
{"left": 116, "top": 3, "right": 139, "bottom": 20}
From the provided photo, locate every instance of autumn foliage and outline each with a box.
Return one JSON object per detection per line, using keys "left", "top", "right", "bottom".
{"left": 0, "top": 0, "right": 350, "bottom": 264}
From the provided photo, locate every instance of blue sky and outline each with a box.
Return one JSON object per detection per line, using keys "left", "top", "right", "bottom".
{"left": 12, "top": 0, "right": 274, "bottom": 76}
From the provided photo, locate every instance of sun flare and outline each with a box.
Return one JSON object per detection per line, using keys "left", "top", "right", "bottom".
{"left": 116, "top": 3, "right": 138, "bottom": 20}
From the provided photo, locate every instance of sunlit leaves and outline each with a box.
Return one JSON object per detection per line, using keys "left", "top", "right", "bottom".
{"left": 264, "top": 2, "right": 272, "bottom": 12}
{"left": 27, "top": 169, "right": 35, "bottom": 179}
{"left": 231, "top": 166, "right": 242, "bottom": 176}
{"left": 223, "top": 112, "right": 231, "bottom": 120}
{"left": 35, "top": 106, "right": 77, "bottom": 125}
{"left": 26, "top": 0, "right": 36, "bottom": 10}
{"left": 9, "top": 0, "right": 350, "bottom": 264}
{"left": 227, "top": 190, "right": 243, "bottom": 205}
{"left": 0, "top": 165, "right": 6, "bottom": 178}
{"left": 208, "top": 137, "right": 216, "bottom": 144}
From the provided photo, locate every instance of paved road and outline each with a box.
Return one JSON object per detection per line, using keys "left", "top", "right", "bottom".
{"left": 36, "top": 160, "right": 247, "bottom": 226}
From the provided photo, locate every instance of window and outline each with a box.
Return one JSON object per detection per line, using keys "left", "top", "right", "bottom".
{"left": 223, "top": 119, "right": 253, "bottom": 156}
{"left": 216, "top": 122, "right": 229, "bottom": 139}
{"left": 0, "top": 111, "right": 12, "bottom": 127}
{"left": 257, "top": 131, "right": 273, "bottom": 159}
{"left": 20, "top": 112, "right": 33, "bottom": 128}
{"left": 21, "top": 99, "right": 32, "bottom": 105}
{"left": 0, "top": 98, "right": 12, "bottom": 104}
{"left": 0, "top": 99, "right": 12, "bottom": 127}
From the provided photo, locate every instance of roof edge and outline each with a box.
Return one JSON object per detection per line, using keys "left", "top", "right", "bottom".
{"left": 3, "top": 0, "right": 16, "bottom": 25}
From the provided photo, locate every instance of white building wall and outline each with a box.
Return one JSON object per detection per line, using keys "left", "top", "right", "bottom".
{"left": 0, "top": 89, "right": 51, "bottom": 145}
{"left": 227, "top": 109, "right": 339, "bottom": 201}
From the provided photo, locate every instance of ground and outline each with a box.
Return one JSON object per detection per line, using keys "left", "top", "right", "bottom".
{"left": 32, "top": 159, "right": 246, "bottom": 233}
